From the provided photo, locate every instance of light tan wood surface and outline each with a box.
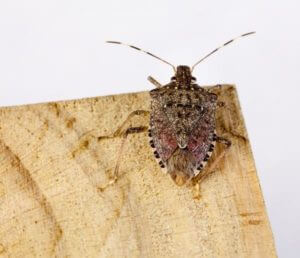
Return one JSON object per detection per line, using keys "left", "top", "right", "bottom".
{"left": 0, "top": 85, "right": 276, "bottom": 257}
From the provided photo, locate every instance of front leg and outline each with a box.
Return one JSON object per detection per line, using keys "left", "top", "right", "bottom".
{"left": 147, "top": 76, "right": 162, "bottom": 88}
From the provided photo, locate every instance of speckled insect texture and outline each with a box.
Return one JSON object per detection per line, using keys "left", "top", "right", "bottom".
{"left": 105, "top": 32, "right": 254, "bottom": 189}
{"left": 149, "top": 66, "right": 219, "bottom": 185}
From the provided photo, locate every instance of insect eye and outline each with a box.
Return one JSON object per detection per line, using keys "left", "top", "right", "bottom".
{"left": 171, "top": 76, "right": 176, "bottom": 81}
{"left": 191, "top": 76, "right": 196, "bottom": 81}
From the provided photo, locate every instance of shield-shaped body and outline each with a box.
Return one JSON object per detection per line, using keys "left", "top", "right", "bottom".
{"left": 149, "top": 66, "right": 218, "bottom": 185}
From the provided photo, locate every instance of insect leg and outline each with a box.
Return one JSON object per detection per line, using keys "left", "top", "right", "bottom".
{"left": 193, "top": 135, "right": 231, "bottom": 199}
{"left": 147, "top": 76, "right": 162, "bottom": 88}
{"left": 215, "top": 136, "right": 231, "bottom": 148}
{"left": 98, "top": 110, "right": 150, "bottom": 141}
{"left": 98, "top": 109, "right": 150, "bottom": 191}
{"left": 98, "top": 126, "right": 148, "bottom": 192}
{"left": 200, "top": 135, "right": 231, "bottom": 179}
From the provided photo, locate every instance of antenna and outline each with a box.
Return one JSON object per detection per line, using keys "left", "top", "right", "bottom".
{"left": 106, "top": 41, "right": 176, "bottom": 72}
{"left": 191, "top": 31, "right": 255, "bottom": 72}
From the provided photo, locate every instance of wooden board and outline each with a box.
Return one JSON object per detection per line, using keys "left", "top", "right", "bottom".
{"left": 0, "top": 85, "right": 276, "bottom": 257}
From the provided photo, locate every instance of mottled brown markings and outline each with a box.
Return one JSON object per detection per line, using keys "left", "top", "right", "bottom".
{"left": 186, "top": 94, "right": 192, "bottom": 102}
{"left": 185, "top": 112, "right": 191, "bottom": 118}
{"left": 0, "top": 139, "right": 63, "bottom": 255}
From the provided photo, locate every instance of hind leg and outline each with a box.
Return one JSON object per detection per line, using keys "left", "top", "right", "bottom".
{"left": 192, "top": 136, "right": 231, "bottom": 199}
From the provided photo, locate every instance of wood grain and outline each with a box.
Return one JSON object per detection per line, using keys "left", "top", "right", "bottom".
{"left": 0, "top": 85, "right": 276, "bottom": 257}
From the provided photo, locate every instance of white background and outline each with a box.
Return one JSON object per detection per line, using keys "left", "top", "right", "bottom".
{"left": 0, "top": 0, "right": 299, "bottom": 256}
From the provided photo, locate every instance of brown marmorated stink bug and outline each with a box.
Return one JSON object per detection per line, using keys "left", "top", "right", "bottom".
{"left": 99, "top": 32, "right": 255, "bottom": 195}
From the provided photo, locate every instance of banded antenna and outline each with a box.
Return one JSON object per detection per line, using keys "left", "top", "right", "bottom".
{"left": 191, "top": 31, "right": 255, "bottom": 72}
{"left": 106, "top": 41, "right": 176, "bottom": 72}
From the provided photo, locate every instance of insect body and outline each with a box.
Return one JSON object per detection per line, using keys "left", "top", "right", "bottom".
{"left": 149, "top": 66, "right": 219, "bottom": 185}
{"left": 106, "top": 32, "right": 254, "bottom": 187}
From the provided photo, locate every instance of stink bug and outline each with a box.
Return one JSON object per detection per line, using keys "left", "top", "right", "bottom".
{"left": 100, "top": 32, "right": 255, "bottom": 190}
